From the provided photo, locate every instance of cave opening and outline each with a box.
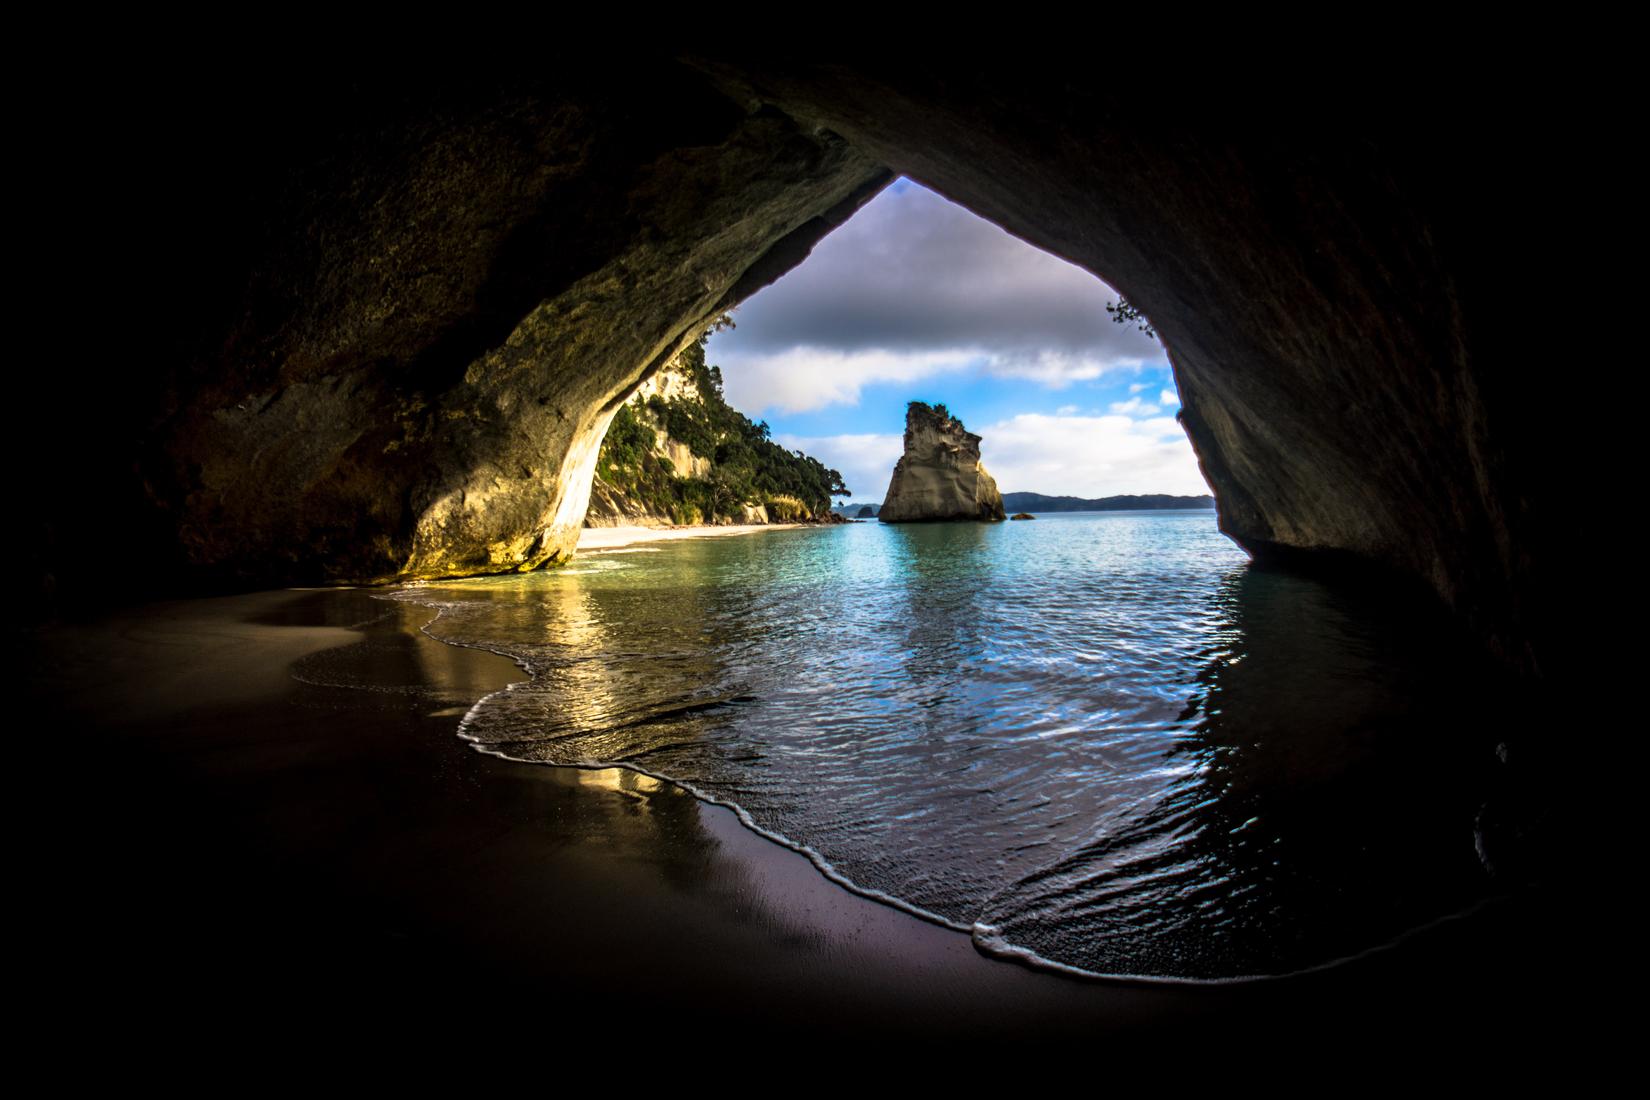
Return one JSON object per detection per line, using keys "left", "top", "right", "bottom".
{"left": 52, "top": 65, "right": 1548, "bottom": 688}
{"left": 541, "top": 173, "right": 1532, "bottom": 984}
{"left": 25, "top": 60, "right": 1591, "bottom": 1044}
{"left": 584, "top": 176, "right": 1210, "bottom": 533}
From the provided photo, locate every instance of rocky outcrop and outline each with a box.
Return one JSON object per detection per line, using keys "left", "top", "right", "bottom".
{"left": 583, "top": 478, "right": 655, "bottom": 528}
{"left": 879, "top": 404, "right": 1006, "bottom": 523}
{"left": 35, "top": 55, "right": 1605, "bottom": 677}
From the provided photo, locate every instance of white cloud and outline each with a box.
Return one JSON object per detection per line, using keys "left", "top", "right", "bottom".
{"left": 709, "top": 179, "right": 1168, "bottom": 416}
{"left": 1160, "top": 389, "right": 1180, "bottom": 407}
{"left": 1056, "top": 404, "right": 1080, "bottom": 416}
{"left": 986, "top": 349, "right": 1123, "bottom": 387}
{"left": 719, "top": 345, "right": 1132, "bottom": 415}
{"left": 720, "top": 348, "right": 975, "bottom": 415}
{"left": 980, "top": 413, "right": 1209, "bottom": 497}
{"left": 1108, "top": 397, "right": 1162, "bottom": 417}
{"left": 773, "top": 432, "right": 905, "bottom": 502}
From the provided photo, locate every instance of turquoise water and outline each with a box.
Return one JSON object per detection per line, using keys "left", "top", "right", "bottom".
{"left": 389, "top": 512, "right": 1524, "bottom": 981}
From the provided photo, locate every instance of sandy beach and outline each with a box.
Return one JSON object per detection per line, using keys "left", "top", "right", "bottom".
{"left": 24, "top": 585, "right": 1593, "bottom": 1056}
{"left": 577, "top": 522, "right": 804, "bottom": 552}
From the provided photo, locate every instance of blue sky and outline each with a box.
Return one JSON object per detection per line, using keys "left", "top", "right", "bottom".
{"left": 705, "top": 178, "right": 1209, "bottom": 503}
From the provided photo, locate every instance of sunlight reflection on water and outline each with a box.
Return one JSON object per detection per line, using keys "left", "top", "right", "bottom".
{"left": 388, "top": 512, "right": 1528, "bottom": 980}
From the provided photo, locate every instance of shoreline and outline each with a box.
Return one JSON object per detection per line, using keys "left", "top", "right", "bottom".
{"left": 26, "top": 584, "right": 1590, "bottom": 1050}
{"left": 577, "top": 521, "right": 804, "bottom": 552}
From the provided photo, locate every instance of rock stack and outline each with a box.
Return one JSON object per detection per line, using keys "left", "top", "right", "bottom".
{"left": 879, "top": 403, "right": 1006, "bottom": 523}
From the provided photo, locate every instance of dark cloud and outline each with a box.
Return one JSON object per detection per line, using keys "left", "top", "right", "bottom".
{"left": 717, "top": 179, "right": 1159, "bottom": 365}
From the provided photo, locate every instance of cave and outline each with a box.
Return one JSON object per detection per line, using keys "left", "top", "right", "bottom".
{"left": 21, "top": 49, "right": 1615, "bottom": 1059}
{"left": 26, "top": 55, "right": 1587, "bottom": 690}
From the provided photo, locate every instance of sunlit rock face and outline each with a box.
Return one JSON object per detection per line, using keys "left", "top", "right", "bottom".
{"left": 583, "top": 357, "right": 712, "bottom": 529}
{"left": 45, "top": 57, "right": 1584, "bottom": 676}
{"left": 104, "top": 66, "right": 888, "bottom": 585}
{"left": 879, "top": 403, "right": 1005, "bottom": 523}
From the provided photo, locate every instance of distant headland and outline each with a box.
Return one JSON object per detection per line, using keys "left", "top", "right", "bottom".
{"left": 1000, "top": 492, "right": 1215, "bottom": 513}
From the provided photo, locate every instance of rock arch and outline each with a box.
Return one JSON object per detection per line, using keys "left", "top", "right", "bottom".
{"left": 34, "top": 57, "right": 1577, "bottom": 680}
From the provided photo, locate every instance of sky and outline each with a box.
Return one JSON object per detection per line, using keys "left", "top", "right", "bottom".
{"left": 705, "top": 178, "right": 1210, "bottom": 503}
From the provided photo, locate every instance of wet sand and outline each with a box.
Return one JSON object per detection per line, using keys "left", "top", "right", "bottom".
{"left": 24, "top": 586, "right": 1602, "bottom": 1057}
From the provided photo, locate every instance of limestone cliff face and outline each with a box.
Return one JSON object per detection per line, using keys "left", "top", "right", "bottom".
{"left": 585, "top": 358, "right": 712, "bottom": 528}
{"left": 587, "top": 355, "right": 779, "bottom": 529}
{"left": 627, "top": 365, "right": 716, "bottom": 481}
{"left": 879, "top": 404, "right": 1005, "bottom": 523}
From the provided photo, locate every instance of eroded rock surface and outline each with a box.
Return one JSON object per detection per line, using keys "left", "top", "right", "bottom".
{"left": 68, "top": 65, "right": 887, "bottom": 587}
{"left": 880, "top": 404, "right": 1005, "bottom": 523}
{"left": 35, "top": 56, "right": 1594, "bottom": 677}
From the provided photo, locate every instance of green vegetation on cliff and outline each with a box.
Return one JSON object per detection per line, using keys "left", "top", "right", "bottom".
{"left": 595, "top": 334, "right": 849, "bottom": 523}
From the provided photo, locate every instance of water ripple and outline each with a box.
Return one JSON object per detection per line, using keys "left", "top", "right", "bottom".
{"left": 387, "top": 513, "right": 1529, "bottom": 981}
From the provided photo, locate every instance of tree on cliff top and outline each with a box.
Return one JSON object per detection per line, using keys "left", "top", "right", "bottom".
{"left": 909, "top": 400, "right": 960, "bottom": 428}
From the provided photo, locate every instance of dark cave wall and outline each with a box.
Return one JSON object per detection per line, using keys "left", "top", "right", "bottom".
{"left": 32, "top": 57, "right": 1580, "bottom": 680}
{"left": 691, "top": 62, "right": 1555, "bottom": 677}
{"left": 62, "top": 64, "right": 887, "bottom": 586}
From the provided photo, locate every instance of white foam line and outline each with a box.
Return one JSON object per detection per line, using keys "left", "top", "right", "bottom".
{"left": 970, "top": 890, "right": 1516, "bottom": 986}
{"left": 377, "top": 586, "right": 1523, "bottom": 989}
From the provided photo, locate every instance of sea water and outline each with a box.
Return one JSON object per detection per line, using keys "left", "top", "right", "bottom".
{"left": 386, "top": 512, "right": 1530, "bottom": 981}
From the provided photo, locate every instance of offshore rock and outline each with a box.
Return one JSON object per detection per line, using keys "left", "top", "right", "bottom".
{"left": 880, "top": 403, "right": 1006, "bottom": 523}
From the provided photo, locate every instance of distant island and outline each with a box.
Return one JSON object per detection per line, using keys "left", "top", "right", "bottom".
{"left": 1000, "top": 492, "right": 1215, "bottom": 512}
